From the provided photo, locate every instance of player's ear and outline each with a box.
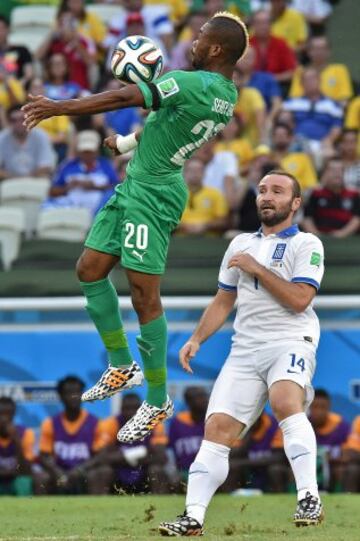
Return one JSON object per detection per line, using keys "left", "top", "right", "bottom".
{"left": 209, "top": 43, "right": 222, "bottom": 58}
{"left": 292, "top": 197, "right": 301, "bottom": 212}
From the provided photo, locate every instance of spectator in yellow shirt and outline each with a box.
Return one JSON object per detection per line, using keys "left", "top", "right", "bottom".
{"left": 345, "top": 96, "right": 360, "bottom": 156}
{"left": 215, "top": 115, "right": 255, "bottom": 174}
{"left": 290, "top": 35, "right": 353, "bottom": 103}
{"left": 28, "top": 77, "right": 74, "bottom": 163}
{"left": 178, "top": 158, "right": 229, "bottom": 236}
{"left": 270, "top": 0, "right": 308, "bottom": 52}
{"left": 233, "top": 67, "right": 266, "bottom": 147}
{"left": 271, "top": 122, "right": 318, "bottom": 192}
{"left": 0, "top": 66, "right": 24, "bottom": 111}
{"left": 144, "top": 0, "right": 189, "bottom": 26}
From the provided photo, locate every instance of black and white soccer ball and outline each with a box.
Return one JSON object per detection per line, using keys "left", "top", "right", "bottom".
{"left": 110, "top": 35, "right": 164, "bottom": 84}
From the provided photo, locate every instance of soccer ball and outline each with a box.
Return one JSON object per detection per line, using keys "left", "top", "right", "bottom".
{"left": 111, "top": 35, "right": 164, "bottom": 84}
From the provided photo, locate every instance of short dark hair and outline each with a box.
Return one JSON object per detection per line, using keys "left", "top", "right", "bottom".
{"left": 263, "top": 169, "right": 302, "bottom": 199}
{"left": 57, "top": 375, "right": 85, "bottom": 395}
{"left": 0, "top": 396, "right": 15, "bottom": 409}
{"left": 314, "top": 388, "right": 330, "bottom": 400}
{"left": 208, "top": 14, "right": 249, "bottom": 64}
{"left": 339, "top": 128, "right": 358, "bottom": 141}
{"left": 0, "top": 15, "right": 10, "bottom": 28}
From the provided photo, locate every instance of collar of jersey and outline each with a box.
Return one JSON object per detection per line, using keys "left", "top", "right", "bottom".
{"left": 255, "top": 224, "right": 299, "bottom": 238}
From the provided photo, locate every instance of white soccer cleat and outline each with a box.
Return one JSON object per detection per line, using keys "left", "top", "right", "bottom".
{"left": 158, "top": 513, "right": 204, "bottom": 537}
{"left": 81, "top": 361, "right": 144, "bottom": 402}
{"left": 117, "top": 396, "right": 174, "bottom": 443}
{"left": 293, "top": 492, "right": 324, "bottom": 527}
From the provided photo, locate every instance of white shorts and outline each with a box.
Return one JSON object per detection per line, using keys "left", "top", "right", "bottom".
{"left": 206, "top": 340, "right": 316, "bottom": 430}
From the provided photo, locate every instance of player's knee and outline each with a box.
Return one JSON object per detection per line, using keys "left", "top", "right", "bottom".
{"left": 271, "top": 397, "right": 302, "bottom": 421}
{"left": 204, "top": 414, "right": 242, "bottom": 447}
{"left": 131, "top": 288, "right": 161, "bottom": 319}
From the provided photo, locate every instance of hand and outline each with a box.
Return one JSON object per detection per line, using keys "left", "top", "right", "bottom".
{"left": 22, "top": 94, "right": 59, "bottom": 130}
{"left": 179, "top": 340, "right": 200, "bottom": 374}
{"left": 103, "top": 135, "right": 120, "bottom": 156}
{"left": 228, "top": 252, "right": 262, "bottom": 276}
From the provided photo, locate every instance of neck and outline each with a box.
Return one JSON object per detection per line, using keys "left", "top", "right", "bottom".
{"left": 261, "top": 219, "right": 294, "bottom": 236}
{"left": 14, "top": 132, "right": 27, "bottom": 143}
{"left": 191, "top": 411, "right": 205, "bottom": 424}
{"left": 205, "top": 63, "right": 233, "bottom": 81}
{"left": 64, "top": 408, "right": 81, "bottom": 421}
{"left": 307, "top": 91, "right": 321, "bottom": 101}
{"left": 52, "top": 76, "right": 64, "bottom": 84}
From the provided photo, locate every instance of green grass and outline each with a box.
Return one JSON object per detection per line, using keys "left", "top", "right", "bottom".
{"left": 0, "top": 495, "right": 358, "bottom": 541}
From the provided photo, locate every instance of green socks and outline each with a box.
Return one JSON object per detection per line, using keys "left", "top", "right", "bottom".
{"left": 80, "top": 278, "right": 132, "bottom": 368}
{"left": 137, "top": 314, "right": 167, "bottom": 408}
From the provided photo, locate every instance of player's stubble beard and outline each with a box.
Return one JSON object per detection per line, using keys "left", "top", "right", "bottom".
{"left": 257, "top": 199, "right": 294, "bottom": 227}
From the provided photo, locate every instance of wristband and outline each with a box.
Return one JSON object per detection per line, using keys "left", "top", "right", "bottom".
{"left": 116, "top": 133, "right": 138, "bottom": 154}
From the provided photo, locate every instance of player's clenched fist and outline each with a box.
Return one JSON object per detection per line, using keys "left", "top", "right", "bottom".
{"left": 228, "top": 252, "right": 262, "bottom": 276}
{"left": 179, "top": 340, "right": 200, "bottom": 374}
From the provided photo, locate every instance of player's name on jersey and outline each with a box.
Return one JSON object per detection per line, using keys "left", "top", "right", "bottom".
{"left": 211, "top": 98, "right": 234, "bottom": 117}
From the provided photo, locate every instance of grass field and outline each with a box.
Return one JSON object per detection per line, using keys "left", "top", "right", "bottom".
{"left": 0, "top": 494, "right": 359, "bottom": 541}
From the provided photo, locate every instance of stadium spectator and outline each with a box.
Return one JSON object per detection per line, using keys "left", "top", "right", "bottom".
{"left": 192, "top": 0, "right": 252, "bottom": 18}
{"left": 44, "top": 53, "right": 82, "bottom": 101}
{"left": 168, "top": 386, "right": 208, "bottom": 485}
{"left": 338, "top": 129, "right": 360, "bottom": 191}
{"left": 27, "top": 77, "right": 74, "bottom": 163}
{"left": 233, "top": 66, "right": 267, "bottom": 147}
{"left": 235, "top": 156, "right": 278, "bottom": 232}
{"left": 0, "top": 15, "right": 33, "bottom": 86}
{"left": 249, "top": 10, "right": 297, "bottom": 87}
{"left": 57, "top": 0, "right": 106, "bottom": 52}
{"left": 271, "top": 122, "right": 318, "bottom": 192}
{"left": 270, "top": 0, "right": 308, "bottom": 52}
{"left": 94, "top": 78, "right": 142, "bottom": 138}
{"left": 236, "top": 45, "right": 282, "bottom": 122}
{"left": 194, "top": 139, "right": 239, "bottom": 210}
{"left": 223, "top": 412, "right": 283, "bottom": 492}
{"left": 0, "top": 105, "right": 55, "bottom": 180}
{"left": 105, "top": 0, "right": 174, "bottom": 56}
{"left": 0, "top": 396, "right": 35, "bottom": 496}
{"left": 341, "top": 415, "right": 360, "bottom": 493}
{"left": 283, "top": 68, "right": 343, "bottom": 163}
{"left": 215, "top": 115, "right": 255, "bottom": 174}
{"left": 345, "top": 95, "right": 360, "bottom": 157}
{"left": 46, "top": 130, "right": 118, "bottom": 215}
{"left": 273, "top": 108, "right": 313, "bottom": 154}
{"left": 147, "top": 0, "right": 189, "bottom": 27}
{"left": 289, "top": 35, "right": 353, "bottom": 103}
{"left": 169, "top": 10, "right": 207, "bottom": 71}
{"left": 308, "top": 388, "right": 350, "bottom": 491}
{"left": 36, "top": 11, "right": 97, "bottom": 90}
{"left": 302, "top": 158, "right": 360, "bottom": 237}
{"left": 291, "top": 0, "right": 333, "bottom": 35}
{"left": 123, "top": 11, "right": 169, "bottom": 66}
{"left": 178, "top": 157, "right": 229, "bottom": 235}
{"left": 100, "top": 393, "right": 169, "bottom": 494}
{"left": 38, "top": 375, "right": 109, "bottom": 495}
{"left": 0, "top": 62, "right": 25, "bottom": 112}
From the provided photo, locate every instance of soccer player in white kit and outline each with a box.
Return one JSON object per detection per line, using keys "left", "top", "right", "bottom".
{"left": 159, "top": 171, "right": 325, "bottom": 536}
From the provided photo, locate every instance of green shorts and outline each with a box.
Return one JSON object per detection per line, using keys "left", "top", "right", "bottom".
{"left": 85, "top": 175, "right": 188, "bottom": 274}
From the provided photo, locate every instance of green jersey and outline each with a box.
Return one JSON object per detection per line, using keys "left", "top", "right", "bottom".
{"left": 125, "top": 70, "right": 238, "bottom": 185}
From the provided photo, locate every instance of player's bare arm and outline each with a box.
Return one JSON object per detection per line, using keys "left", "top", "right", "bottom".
{"left": 228, "top": 252, "right": 316, "bottom": 313}
{"left": 179, "top": 289, "right": 236, "bottom": 374}
{"left": 22, "top": 85, "right": 145, "bottom": 130}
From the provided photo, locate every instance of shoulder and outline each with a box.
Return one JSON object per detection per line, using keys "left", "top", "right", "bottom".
{"left": 316, "top": 97, "right": 343, "bottom": 116}
{"left": 292, "top": 231, "right": 324, "bottom": 251}
{"left": 228, "top": 232, "right": 256, "bottom": 251}
{"left": 287, "top": 7, "right": 305, "bottom": 21}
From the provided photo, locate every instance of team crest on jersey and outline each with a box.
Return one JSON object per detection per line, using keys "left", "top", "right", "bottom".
{"left": 272, "top": 243, "right": 287, "bottom": 260}
{"left": 156, "top": 78, "right": 179, "bottom": 99}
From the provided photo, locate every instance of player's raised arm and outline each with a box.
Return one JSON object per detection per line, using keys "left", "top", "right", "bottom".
{"left": 180, "top": 288, "right": 236, "bottom": 373}
{"left": 22, "top": 85, "right": 146, "bottom": 130}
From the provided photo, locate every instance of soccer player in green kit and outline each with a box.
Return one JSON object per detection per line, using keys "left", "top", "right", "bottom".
{"left": 22, "top": 12, "right": 249, "bottom": 444}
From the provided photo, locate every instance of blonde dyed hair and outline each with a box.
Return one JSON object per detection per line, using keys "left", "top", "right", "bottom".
{"left": 211, "top": 11, "right": 249, "bottom": 60}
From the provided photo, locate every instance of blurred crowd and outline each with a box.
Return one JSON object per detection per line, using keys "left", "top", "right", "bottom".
{"left": 0, "top": 0, "right": 359, "bottom": 246}
{"left": 1, "top": 378, "right": 360, "bottom": 496}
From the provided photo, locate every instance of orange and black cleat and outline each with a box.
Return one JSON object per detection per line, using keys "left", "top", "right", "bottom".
{"left": 81, "top": 361, "right": 144, "bottom": 402}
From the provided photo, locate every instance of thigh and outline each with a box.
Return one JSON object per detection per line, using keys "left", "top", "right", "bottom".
{"left": 206, "top": 354, "right": 268, "bottom": 432}
{"left": 265, "top": 342, "right": 316, "bottom": 409}
{"left": 85, "top": 193, "right": 125, "bottom": 258}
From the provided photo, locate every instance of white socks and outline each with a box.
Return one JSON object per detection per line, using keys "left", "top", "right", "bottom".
{"left": 185, "top": 440, "right": 230, "bottom": 525}
{"left": 279, "top": 412, "right": 319, "bottom": 501}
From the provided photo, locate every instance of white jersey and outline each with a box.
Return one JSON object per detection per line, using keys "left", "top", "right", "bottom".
{"left": 218, "top": 225, "right": 324, "bottom": 353}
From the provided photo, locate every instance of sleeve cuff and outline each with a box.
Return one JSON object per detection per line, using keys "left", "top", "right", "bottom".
{"left": 291, "top": 277, "right": 320, "bottom": 290}
{"left": 137, "top": 82, "right": 153, "bottom": 109}
{"left": 218, "top": 281, "right": 237, "bottom": 292}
